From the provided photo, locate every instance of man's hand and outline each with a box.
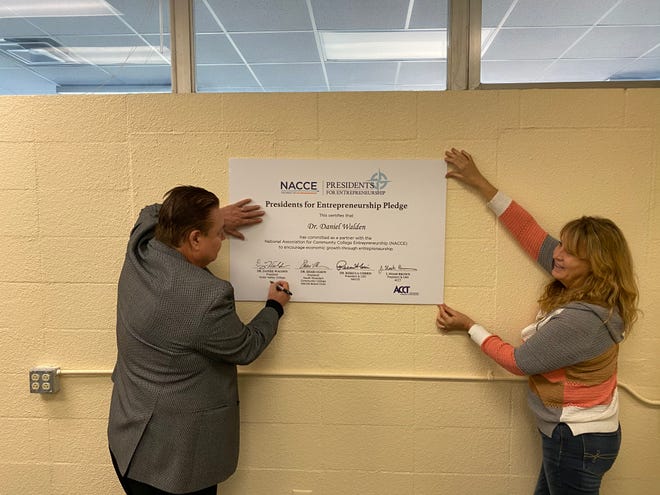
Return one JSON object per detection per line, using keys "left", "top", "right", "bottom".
{"left": 268, "top": 280, "right": 291, "bottom": 306}
{"left": 221, "top": 198, "right": 265, "bottom": 240}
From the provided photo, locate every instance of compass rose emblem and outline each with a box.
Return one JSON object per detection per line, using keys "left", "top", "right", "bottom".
{"left": 369, "top": 169, "right": 390, "bottom": 190}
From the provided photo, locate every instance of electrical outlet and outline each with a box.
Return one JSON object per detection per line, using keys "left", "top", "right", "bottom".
{"left": 29, "top": 366, "right": 60, "bottom": 394}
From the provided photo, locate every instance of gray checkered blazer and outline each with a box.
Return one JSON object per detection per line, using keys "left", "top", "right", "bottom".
{"left": 108, "top": 205, "right": 280, "bottom": 493}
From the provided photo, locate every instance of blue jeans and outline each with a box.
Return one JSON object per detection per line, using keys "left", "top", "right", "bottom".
{"left": 534, "top": 423, "right": 621, "bottom": 495}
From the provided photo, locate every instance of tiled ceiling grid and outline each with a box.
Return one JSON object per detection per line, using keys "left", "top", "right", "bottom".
{"left": 0, "top": 0, "right": 658, "bottom": 94}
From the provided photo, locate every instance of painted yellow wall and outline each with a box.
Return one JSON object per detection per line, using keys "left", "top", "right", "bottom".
{"left": 1, "top": 89, "right": 658, "bottom": 495}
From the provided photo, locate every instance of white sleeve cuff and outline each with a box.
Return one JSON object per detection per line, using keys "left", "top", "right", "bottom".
{"left": 468, "top": 324, "right": 492, "bottom": 346}
{"left": 487, "top": 191, "right": 512, "bottom": 217}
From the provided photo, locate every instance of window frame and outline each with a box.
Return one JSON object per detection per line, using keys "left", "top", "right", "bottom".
{"left": 170, "top": 0, "right": 660, "bottom": 94}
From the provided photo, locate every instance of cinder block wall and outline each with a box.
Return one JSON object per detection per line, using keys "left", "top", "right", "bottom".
{"left": 1, "top": 89, "right": 658, "bottom": 495}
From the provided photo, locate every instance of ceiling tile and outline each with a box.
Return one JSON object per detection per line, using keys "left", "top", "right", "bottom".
{"left": 100, "top": 64, "right": 172, "bottom": 85}
{"left": 540, "top": 58, "right": 637, "bottom": 82}
{"left": 311, "top": 0, "right": 409, "bottom": 30}
{"left": 30, "top": 64, "right": 112, "bottom": 85}
{"left": 481, "top": 59, "right": 551, "bottom": 83}
{"left": 252, "top": 62, "right": 326, "bottom": 90}
{"left": 108, "top": 0, "right": 170, "bottom": 32}
{"left": 0, "top": 50, "right": 22, "bottom": 68}
{"left": 326, "top": 61, "right": 399, "bottom": 88}
{"left": 0, "top": 17, "right": 49, "bottom": 37}
{"left": 565, "top": 26, "right": 660, "bottom": 59}
{"left": 56, "top": 34, "right": 150, "bottom": 48}
{"left": 483, "top": 27, "right": 587, "bottom": 60}
{"left": 195, "top": 32, "right": 242, "bottom": 64}
{"left": 0, "top": 67, "right": 56, "bottom": 93}
{"left": 483, "top": 0, "right": 515, "bottom": 28}
{"left": 397, "top": 61, "right": 446, "bottom": 85}
{"left": 25, "top": 15, "right": 132, "bottom": 36}
{"left": 196, "top": 64, "right": 261, "bottom": 90}
{"left": 601, "top": 0, "right": 660, "bottom": 26}
{"left": 408, "top": 0, "right": 448, "bottom": 29}
{"left": 231, "top": 32, "right": 319, "bottom": 63}
{"left": 502, "top": 0, "right": 620, "bottom": 27}
{"left": 198, "top": 0, "right": 311, "bottom": 32}
{"left": 610, "top": 56, "right": 660, "bottom": 80}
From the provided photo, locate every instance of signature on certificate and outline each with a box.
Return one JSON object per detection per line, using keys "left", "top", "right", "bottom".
{"left": 298, "top": 259, "right": 329, "bottom": 269}
{"left": 255, "top": 259, "right": 289, "bottom": 269}
{"left": 378, "top": 264, "right": 418, "bottom": 274}
{"left": 336, "top": 260, "right": 372, "bottom": 271}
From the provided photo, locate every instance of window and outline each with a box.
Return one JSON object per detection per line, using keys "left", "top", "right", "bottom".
{"left": 0, "top": 0, "right": 170, "bottom": 94}
{"left": 1, "top": 1, "right": 658, "bottom": 95}
{"left": 193, "top": 0, "right": 448, "bottom": 93}
{"left": 481, "top": 0, "right": 660, "bottom": 84}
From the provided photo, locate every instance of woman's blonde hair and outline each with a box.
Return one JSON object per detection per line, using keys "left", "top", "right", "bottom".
{"left": 538, "top": 216, "right": 639, "bottom": 334}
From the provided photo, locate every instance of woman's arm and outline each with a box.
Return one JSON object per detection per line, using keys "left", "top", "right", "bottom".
{"left": 436, "top": 303, "right": 525, "bottom": 375}
{"left": 490, "top": 193, "right": 557, "bottom": 273}
{"left": 444, "top": 148, "right": 557, "bottom": 273}
{"left": 437, "top": 303, "right": 615, "bottom": 377}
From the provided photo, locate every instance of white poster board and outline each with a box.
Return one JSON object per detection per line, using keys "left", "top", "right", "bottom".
{"left": 229, "top": 159, "right": 446, "bottom": 304}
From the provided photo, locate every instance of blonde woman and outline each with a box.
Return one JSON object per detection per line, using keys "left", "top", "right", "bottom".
{"left": 436, "top": 149, "right": 639, "bottom": 495}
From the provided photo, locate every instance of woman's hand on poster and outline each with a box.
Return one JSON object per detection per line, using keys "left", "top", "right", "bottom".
{"left": 436, "top": 303, "right": 474, "bottom": 333}
{"left": 444, "top": 148, "right": 498, "bottom": 201}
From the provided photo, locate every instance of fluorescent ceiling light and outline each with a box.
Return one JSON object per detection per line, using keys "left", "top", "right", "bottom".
{"left": 3, "top": 43, "right": 170, "bottom": 65}
{"left": 321, "top": 31, "right": 447, "bottom": 61}
{"left": 0, "top": 0, "right": 120, "bottom": 18}
{"left": 67, "top": 46, "right": 170, "bottom": 65}
{"left": 320, "top": 29, "right": 496, "bottom": 62}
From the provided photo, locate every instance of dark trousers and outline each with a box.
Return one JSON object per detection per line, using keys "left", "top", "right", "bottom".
{"left": 534, "top": 423, "right": 621, "bottom": 495}
{"left": 110, "top": 449, "right": 217, "bottom": 495}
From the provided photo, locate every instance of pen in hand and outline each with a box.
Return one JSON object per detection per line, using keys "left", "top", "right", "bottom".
{"left": 270, "top": 281, "right": 293, "bottom": 296}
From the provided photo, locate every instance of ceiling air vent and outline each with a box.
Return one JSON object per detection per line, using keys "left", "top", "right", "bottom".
{"left": 0, "top": 37, "right": 80, "bottom": 65}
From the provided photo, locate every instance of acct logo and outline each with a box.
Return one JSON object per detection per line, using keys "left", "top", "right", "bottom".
{"left": 280, "top": 179, "right": 319, "bottom": 194}
{"left": 393, "top": 285, "right": 418, "bottom": 295}
{"left": 393, "top": 285, "right": 410, "bottom": 293}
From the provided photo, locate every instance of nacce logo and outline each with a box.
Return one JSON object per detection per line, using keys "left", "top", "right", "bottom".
{"left": 280, "top": 180, "right": 319, "bottom": 194}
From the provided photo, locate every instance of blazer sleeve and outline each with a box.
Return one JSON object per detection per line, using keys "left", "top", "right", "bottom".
{"left": 193, "top": 283, "right": 279, "bottom": 365}
{"left": 129, "top": 204, "right": 160, "bottom": 244}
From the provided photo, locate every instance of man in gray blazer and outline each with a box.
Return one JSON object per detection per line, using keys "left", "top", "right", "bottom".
{"left": 108, "top": 186, "right": 291, "bottom": 495}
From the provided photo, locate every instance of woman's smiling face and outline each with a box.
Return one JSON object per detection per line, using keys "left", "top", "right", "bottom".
{"left": 551, "top": 239, "right": 591, "bottom": 288}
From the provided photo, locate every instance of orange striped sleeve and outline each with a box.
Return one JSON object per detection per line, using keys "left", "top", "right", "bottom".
{"left": 481, "top": 335, "right": 526, "bottom": 376}
{"left": 499, "top": 201, "right": 549, "bottom": 260}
